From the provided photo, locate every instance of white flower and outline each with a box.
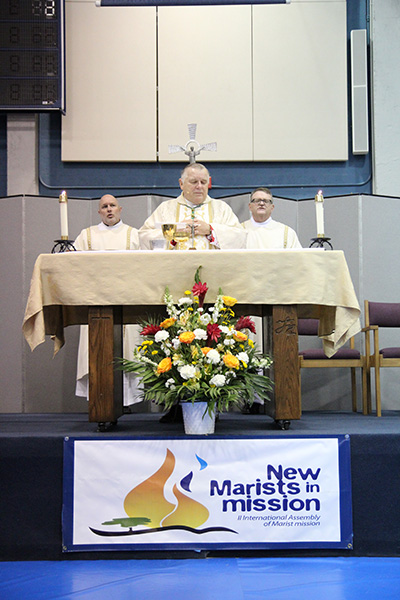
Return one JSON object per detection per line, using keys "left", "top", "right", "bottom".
{"left": 165, "top": 378, "right": 176, "bottom": 390}
{"left": 178, "top": 297, "right": 193, "bottom": 306}
{"left": 255, "top": 357, "right": 272, "bottom": 369}
{"left": 206, "top": 349, "right": 220, "bottom": 364}
{"left": 224, "top": 338, "right": 235, "bottom": 346}
{"left": 193, "top": 328, "right": 208, "bottom": 340}
{"left": 219, "top": 325, "right": 232, "bottom": 335}
{"left": 178, "top": 364, "right": 197, "bottom": 380}
{"left": 155, "top": 330, "right": 169, "bottom": 343}
{"left": 200, "top": 313, "right": 211, "bottom": 325}
{"left": 172, "top": 338, "right": 181, "bottom": 349}
{"left": 210, "top": 374, "right": 226, "bottom": 387}
{"left": 237, "top": 352, "right": 249, "bottom": 364}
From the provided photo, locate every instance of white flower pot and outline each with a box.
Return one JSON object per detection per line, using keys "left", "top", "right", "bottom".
{"left": 181, "top": 402, "right": 216, "bottom": 435}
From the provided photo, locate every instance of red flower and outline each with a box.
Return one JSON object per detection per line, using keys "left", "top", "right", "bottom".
{"left": 140, "top": 324, "right": 162, "bottom": 336}
{"left": 207, "top": 323, "right": 221, "bottom": 344}
{"left": 236, "top": 316, "right": 256, "bottom": 335}
{"left": 192, "top": 281, "right": 208, "bottom": 307}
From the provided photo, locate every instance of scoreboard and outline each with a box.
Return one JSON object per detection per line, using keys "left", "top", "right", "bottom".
{"left": 0, "top": 0, "right": 64, "bottom": 111}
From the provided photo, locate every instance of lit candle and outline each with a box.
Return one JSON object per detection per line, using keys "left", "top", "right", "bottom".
{"left": 59, "top": 191, "right": 69, "bottom": 240}
{"left": 315, "top": 190, "right": 325, "bottom": 238}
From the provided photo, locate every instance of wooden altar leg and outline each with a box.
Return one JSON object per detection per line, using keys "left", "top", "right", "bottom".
{"left": 263, "top": 305, "right": 301, "bottom": 424}
{"left": 88, "top": 306, "right": 123, "bottom": 427}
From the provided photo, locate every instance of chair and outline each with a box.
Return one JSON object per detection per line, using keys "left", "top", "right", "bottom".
{"left": 298, "top": 318, "right": 367, "bottom": 414}
{"left": 363, "top": 301, "right": 400, "bottom": 417}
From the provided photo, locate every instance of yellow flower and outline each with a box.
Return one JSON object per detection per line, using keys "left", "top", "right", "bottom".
{"left": 156, "top": 357, "right": 172, "bottom": 374}
{"left": 202, "top": 347, "right": 212, "bottom": 355}
{"left": 179, "top": 331, "right": 196, "bottom": 344}
{"left": 142, "top": 340, "right": 153, "bottom": 345}
{"left": 185, "top": 290, "right": 192, "bottom": 295}
{"left": 160, "top": 317, "right": 176, "bottom": 328}
{"left": 191, "top": 346, "right": 199, "bottom": 359}
{"left": 223, "top": 353, "right": 240, "bottom": 369}
{"left": 248, "top": 339, "right": 254, "bottom": 348}
{"left": 151, "top": 350, "right": 158, "bottom": 355}
{"left": 222, "top": 295, "right": 237, "bottom": 307}
{"left": 233, "top": 331, "right": 248, "bottom": 342}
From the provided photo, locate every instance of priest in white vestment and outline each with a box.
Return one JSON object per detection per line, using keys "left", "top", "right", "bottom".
{"left": 139, "top": 163, "right": 246, "bottom": 251}
{"left": 74, "top": 194, "right": 142, "bottom": 405}
{"left": 242, "top": 187, "right": 302, "bottom": 250}
{"left": 242, "top": 188, "right": 301, "bottom": 412}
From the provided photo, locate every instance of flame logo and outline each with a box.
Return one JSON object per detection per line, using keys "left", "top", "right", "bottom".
{"left": 124, "top": 448, "right": 209, "bottom": 528}
{"left": 124, "top": 448, "right": 177, "bottom": 527}
{"left": 89, "top": 448, "right": 237, "bottom": 538}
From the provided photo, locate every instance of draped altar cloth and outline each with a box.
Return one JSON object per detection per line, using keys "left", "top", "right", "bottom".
{"left": 23, "top": 249, "right": 361, "bottom": 358}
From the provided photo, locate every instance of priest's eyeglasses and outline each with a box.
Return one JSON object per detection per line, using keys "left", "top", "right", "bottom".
{"left": 251, "top": 198, "right": 273, "bottom": 205}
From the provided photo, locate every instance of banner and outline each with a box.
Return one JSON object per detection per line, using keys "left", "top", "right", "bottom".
{"left": 62, "top": 436, "right": 352, "bottom": 551}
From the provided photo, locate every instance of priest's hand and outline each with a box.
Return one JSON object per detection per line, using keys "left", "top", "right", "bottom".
{"left": 182, "top": 218, "right": 211, "bottom": 237}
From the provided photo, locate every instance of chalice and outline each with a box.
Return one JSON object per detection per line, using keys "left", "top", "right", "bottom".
{"left": 162, "top": 223, "right": 176, "bottom": 246}
{"left": 174, "top": 223, "right": 190, "bottom": 250}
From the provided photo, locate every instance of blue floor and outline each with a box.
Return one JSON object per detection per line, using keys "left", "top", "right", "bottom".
{"left": 1, "top": 558, "right": 400, "bottom": 599}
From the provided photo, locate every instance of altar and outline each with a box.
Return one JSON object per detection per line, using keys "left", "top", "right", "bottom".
{"left": 23, "top": 249, "right": 361, "bottom": 429}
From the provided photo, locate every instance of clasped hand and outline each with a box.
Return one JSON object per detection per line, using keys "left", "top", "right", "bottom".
{"left": 182, "top": 218, "right": 211, "bottom": 237}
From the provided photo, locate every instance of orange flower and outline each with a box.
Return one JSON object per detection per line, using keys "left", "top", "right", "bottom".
{"left": 223, "top": 353, "right": 240, "bottom": 369}
{"left": 156, "top": 357, "right": 172, "bottom": 374}
{"left": 160, "top": 317, "right": 176, "bottom": 328}
{"left": 201, "top": 347, "right": 212, "bottom": 355}
{"left": 233, "top": 331, "right": 248, "bottom": 342}
{"left": 222, "top": 295, "right": 237, "bottom": 307}
{"left": 179, "top": 331, "right": 196, "bottom": 344}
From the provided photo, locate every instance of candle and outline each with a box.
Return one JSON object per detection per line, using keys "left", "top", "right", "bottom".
{"left": 59, "top": 191, "right": 68, "bottom": 240}
{"left": 315, "top": 190, "right": 325, "bottom": 238}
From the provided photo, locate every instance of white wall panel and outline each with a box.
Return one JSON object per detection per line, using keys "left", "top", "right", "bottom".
{"left": 253, "top": 2, "right": 348, "bottom": 161}
{"left": 62, "top": 2, "right": 156, "bottom": 161}
{"left": 157, "top": 6, "right": 253, "bottom": 162}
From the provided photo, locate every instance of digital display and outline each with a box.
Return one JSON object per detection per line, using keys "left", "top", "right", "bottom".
{"left": 0, "top": 23, "right": 58, "bottom": 48}
{"left": 0, "top": 0, "right": 64, "bottom": 111}
{"left": 0, "top": 79, "right": 58, "bottom": 106}
{"left": 0, "top": 1, "right": 58, "bottom": 20}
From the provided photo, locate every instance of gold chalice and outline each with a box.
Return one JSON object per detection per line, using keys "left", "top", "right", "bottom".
{"left": 174, "top": 223, "right": 190, "bottom": 250}
{"left": 162, "top": 224, "right": 176, "bottom": 244}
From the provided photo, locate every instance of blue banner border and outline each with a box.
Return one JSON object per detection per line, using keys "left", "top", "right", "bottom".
{"left": 62, "top": 434, "right": 353, "bottom": 552}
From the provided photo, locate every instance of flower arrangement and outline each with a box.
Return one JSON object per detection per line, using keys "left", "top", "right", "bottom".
{"left": 118, "top": 268, "right": 272, "bottom": 415}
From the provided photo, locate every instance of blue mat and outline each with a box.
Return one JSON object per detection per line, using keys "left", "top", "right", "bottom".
{"left": 1, "top": 558, "right": 400, "bottom": 599}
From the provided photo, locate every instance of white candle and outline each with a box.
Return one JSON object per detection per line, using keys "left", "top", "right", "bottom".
{"left": 315, "top": 190, "right": 325, "bottom": 237}
{"left": 59, "top": 191, "right": 69, "bottom": 240}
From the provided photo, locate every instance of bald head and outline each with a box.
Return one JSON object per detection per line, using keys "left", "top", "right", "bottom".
{"left": 98, "top": 194, "right": 122, "bottom": 226}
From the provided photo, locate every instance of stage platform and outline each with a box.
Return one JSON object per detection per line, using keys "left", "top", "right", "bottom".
{"left": 1, "top": 410, "right": 400, "bottom": 560}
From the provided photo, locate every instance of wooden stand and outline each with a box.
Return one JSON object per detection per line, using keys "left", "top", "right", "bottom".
{"left": 263, "top": 305, "right": 301, "bottom": 429}
{"left": 88, "top": 306, "right": 123, "bottom": 431}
